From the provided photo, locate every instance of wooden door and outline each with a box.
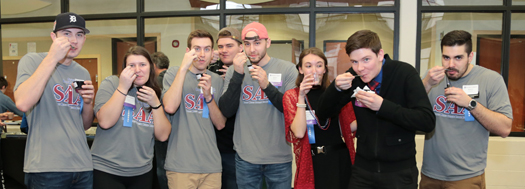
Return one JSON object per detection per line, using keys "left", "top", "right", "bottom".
{"left": 2, "top": 60, "right": 19, "bottom": 101}
{"left": 74, "top": 58, "right": 99, "bottom": 96}
{"left": 115, "top": 41, "right": 156, "bottom": 75}
{"left": 478, "top": 37, "right": 525, "bottom": 132}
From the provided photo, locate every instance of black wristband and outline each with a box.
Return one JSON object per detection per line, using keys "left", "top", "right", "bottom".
{"left": 116, "top": 88, "right": 126, "bottom": 96}
{"left": 151, "top": 103, "right": 162, "bottom": 109}
{"left": 205, "top": 95, "right": 214, "bottom": 104}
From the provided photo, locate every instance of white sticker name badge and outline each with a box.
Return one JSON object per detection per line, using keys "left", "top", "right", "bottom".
{"left": 306, "top": 110, "right": 316, "bottom": 144}
{"left": 462, "top": 84, "right": 479, "bottom": 98}
{"left": 123, "top": 95, "right": 136, "bottom": 127}
{"left": 268, "top": 73, "right": 282, "bottom": 87}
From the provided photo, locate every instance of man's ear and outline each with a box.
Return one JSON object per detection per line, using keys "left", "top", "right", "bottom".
{"left": 239, "top": 45, "right": 244, "bottom": 53}
{"left": 468, "top": 51, "right": 474, "bottom": 64}
{"left": 186, "top": 47, "right": 190, "bottom": 53}
{"left": 266, "top": 38, "right": 271, "bottom": 48}
{"left": 377, "top": 49, "right": 385, "bottom": 62}
{"left": 50, "top": 32, "right": 57, "bottom": 41}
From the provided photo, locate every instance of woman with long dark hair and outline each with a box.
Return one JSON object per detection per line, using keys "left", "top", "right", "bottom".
{"left": 283, "top": 47, "right": 357, "bottom": 189}
{"left": 91, "top": 46, "right": 171, "bottom": 189}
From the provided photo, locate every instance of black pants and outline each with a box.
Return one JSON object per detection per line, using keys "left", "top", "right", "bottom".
{"left": 348, "top": 165, "right": 418, "bottom": 189}
{"left": 312, "top": 146, "right": 352, "bottom": 189}
{"left": 93, "top": 169, "right": 153, "bottom": 189}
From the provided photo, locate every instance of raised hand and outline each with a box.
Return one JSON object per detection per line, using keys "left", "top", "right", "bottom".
{"left": 299, "top": 74, "right": 314, "bottom": 97}
{"left": 137, "top": 86, "right": 161, "bottom": 107}
{"left": 249, "top": 65, "right": 269, "bottom": 89}
{"left": 335, "top": 72, "right": 356, "bottom": 90}
{"left": 355, "top": 91, "right": 383, "bottom": 111}
{"left": 444, "top": 86, "right": 471, "bottom": 108}
{"left": 76, "top": 80, "right": 95, "bottom": 105}
{"left": 233, "top": 52, "right": 247, "bottom": 74}
{"left": 118, "top": 66, "right": 137, "bottom": 92}
{"left": 48, "top": 36, "right": 71, "bottom": 62}
{"left": 182, "top": 48, "right": 197, "bottom": 70}
{"left": 424, "top": 66, "right": 447, "bottom": 87}
{"left": 198, "top": 73, "right": 213, "bottom": 101}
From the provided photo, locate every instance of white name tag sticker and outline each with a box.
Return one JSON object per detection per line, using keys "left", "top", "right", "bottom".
{"left": 306, "top": 110, "right": 316, "bottom": 125}
{"left": 268, "top": 73, "right": 282, "bottom": 87}
{"left": 125, "top": 95, "right": 136, "bottom": 106}
{"left": 462, "top": 85, "right": 479, "bottom": 95}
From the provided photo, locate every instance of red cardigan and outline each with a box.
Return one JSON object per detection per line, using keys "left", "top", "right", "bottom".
{"left": 283, "top": 88, "right": 356, "bottom": 189}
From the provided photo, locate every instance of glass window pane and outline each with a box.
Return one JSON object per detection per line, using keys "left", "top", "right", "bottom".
{"left": 316, "top": 13, "right": 394, "bottom": 82}
{"left": 509, "top": 13, "right": 525, "bottom": 132}
{"left": 224, "top": 14, "right": 309, "bottom": 65}
{"left": 2, "top": 20, "right": 137, "bottom": 96}
{"left": 420, "top": 13, "right": 502, "bottom": 78}
{"left": 70, "top": 0, "right": 136, "bottom": 15}
{"left": 146, "top": 0, "right": 219, "bottom": 11}
{"left": 1, "top": 0, "right": 60, "bottom": 18}
{"left": 317, "top": 0, "right": 394, "bottom": 7}
{"left": 422, "top": 0, "right": 502, "bottom": 6}
{"left": 513, "top": 0, "right": 525, "bottom": 5}
{"left": 226, "top": 0, "right": 309, "bottom": 9}
{"left": 145, "top": 16, "right": 220, "bottom": 67}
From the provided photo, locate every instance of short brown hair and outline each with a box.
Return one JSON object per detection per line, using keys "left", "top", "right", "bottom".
{"left": 345, "top": 30, "right": 382, "bottom": 56}
{"left": 187, "top": 30, "right": 214, "bottom": 49}
{"left": 441, "top": 30, "right": 472, "bottom": 54}
{"left": 295, "top": 47, "right": 330, "bottom": 90}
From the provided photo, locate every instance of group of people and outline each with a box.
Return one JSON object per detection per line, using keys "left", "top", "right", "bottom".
{"left": 5, "top": 11, "right": 513, "bottom": 189}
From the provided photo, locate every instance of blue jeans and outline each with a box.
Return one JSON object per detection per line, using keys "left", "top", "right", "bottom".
{"left": 235, "top": 154, "right": 291, "bottom": 189}
{"left": 221, "top": 152, "right": 238, "bottom": 189}
{"left": 25, "top": 171, "right": 93, "bottom": 189}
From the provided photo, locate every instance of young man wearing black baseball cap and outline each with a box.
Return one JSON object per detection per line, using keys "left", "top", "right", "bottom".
{"left": 14, "top": 12, "right": 95, "bottom": 188}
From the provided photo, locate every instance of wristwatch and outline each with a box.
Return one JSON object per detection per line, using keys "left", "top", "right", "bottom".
{"left": 467, "top": 99, "right": 477, "bottom": 110}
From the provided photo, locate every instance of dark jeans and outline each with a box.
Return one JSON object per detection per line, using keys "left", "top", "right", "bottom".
{"left": 235, "top": 154, "right": 292, "bottom": 189}
{"left": 348, "top": 165, "right": 418, "bottom": 189}
{"left": 221, "top": 152, "right": 238, "bottom": 189}
{"left": 25, "top": 171, "right": 93, "bottom": 189}
{"left": 93, "top": 169, "right": 152, "bottom": 189}
{"left": 155, "top": 140, "right": 168, "bottom": 189}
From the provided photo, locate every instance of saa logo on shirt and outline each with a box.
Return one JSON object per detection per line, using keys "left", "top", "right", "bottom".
{"left": 53, "top": 84, "right": 81, "bottom": 109}
{"left": 242, "top": 85, "right": 268, "bottom": 104}
{"left": 433, "top": 95, "right": 466, "bottom": 119}
{"left": 185, "top": 94, "right": 204, "bottom": 113}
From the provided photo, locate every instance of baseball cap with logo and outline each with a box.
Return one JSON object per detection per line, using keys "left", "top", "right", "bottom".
{"left": 242, "top": 22, "right": 268, "bottom": 40}
{"left": 52, "top": 12, "right": 90, "bottom": 34}
{"left": 217, "top": 27, "right": 242, "bottom": 44}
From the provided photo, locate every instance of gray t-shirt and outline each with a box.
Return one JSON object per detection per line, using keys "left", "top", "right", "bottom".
{"left": 14, "top": 52, "right": 92, "bottom": 173}
{"left": 223, "top": 57, "right": 297, "bottom": 164}
{"left": 91, "top": 76, "right": 156, "bottom": 176}
{"left": 163, "top": 67, "right": 223, "bottom": 173}
{"left": 422, "top": 65, "right": 513, "bottom": 181}
{"left": 0, "top": 91, "right": 23, "bottom": 116}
